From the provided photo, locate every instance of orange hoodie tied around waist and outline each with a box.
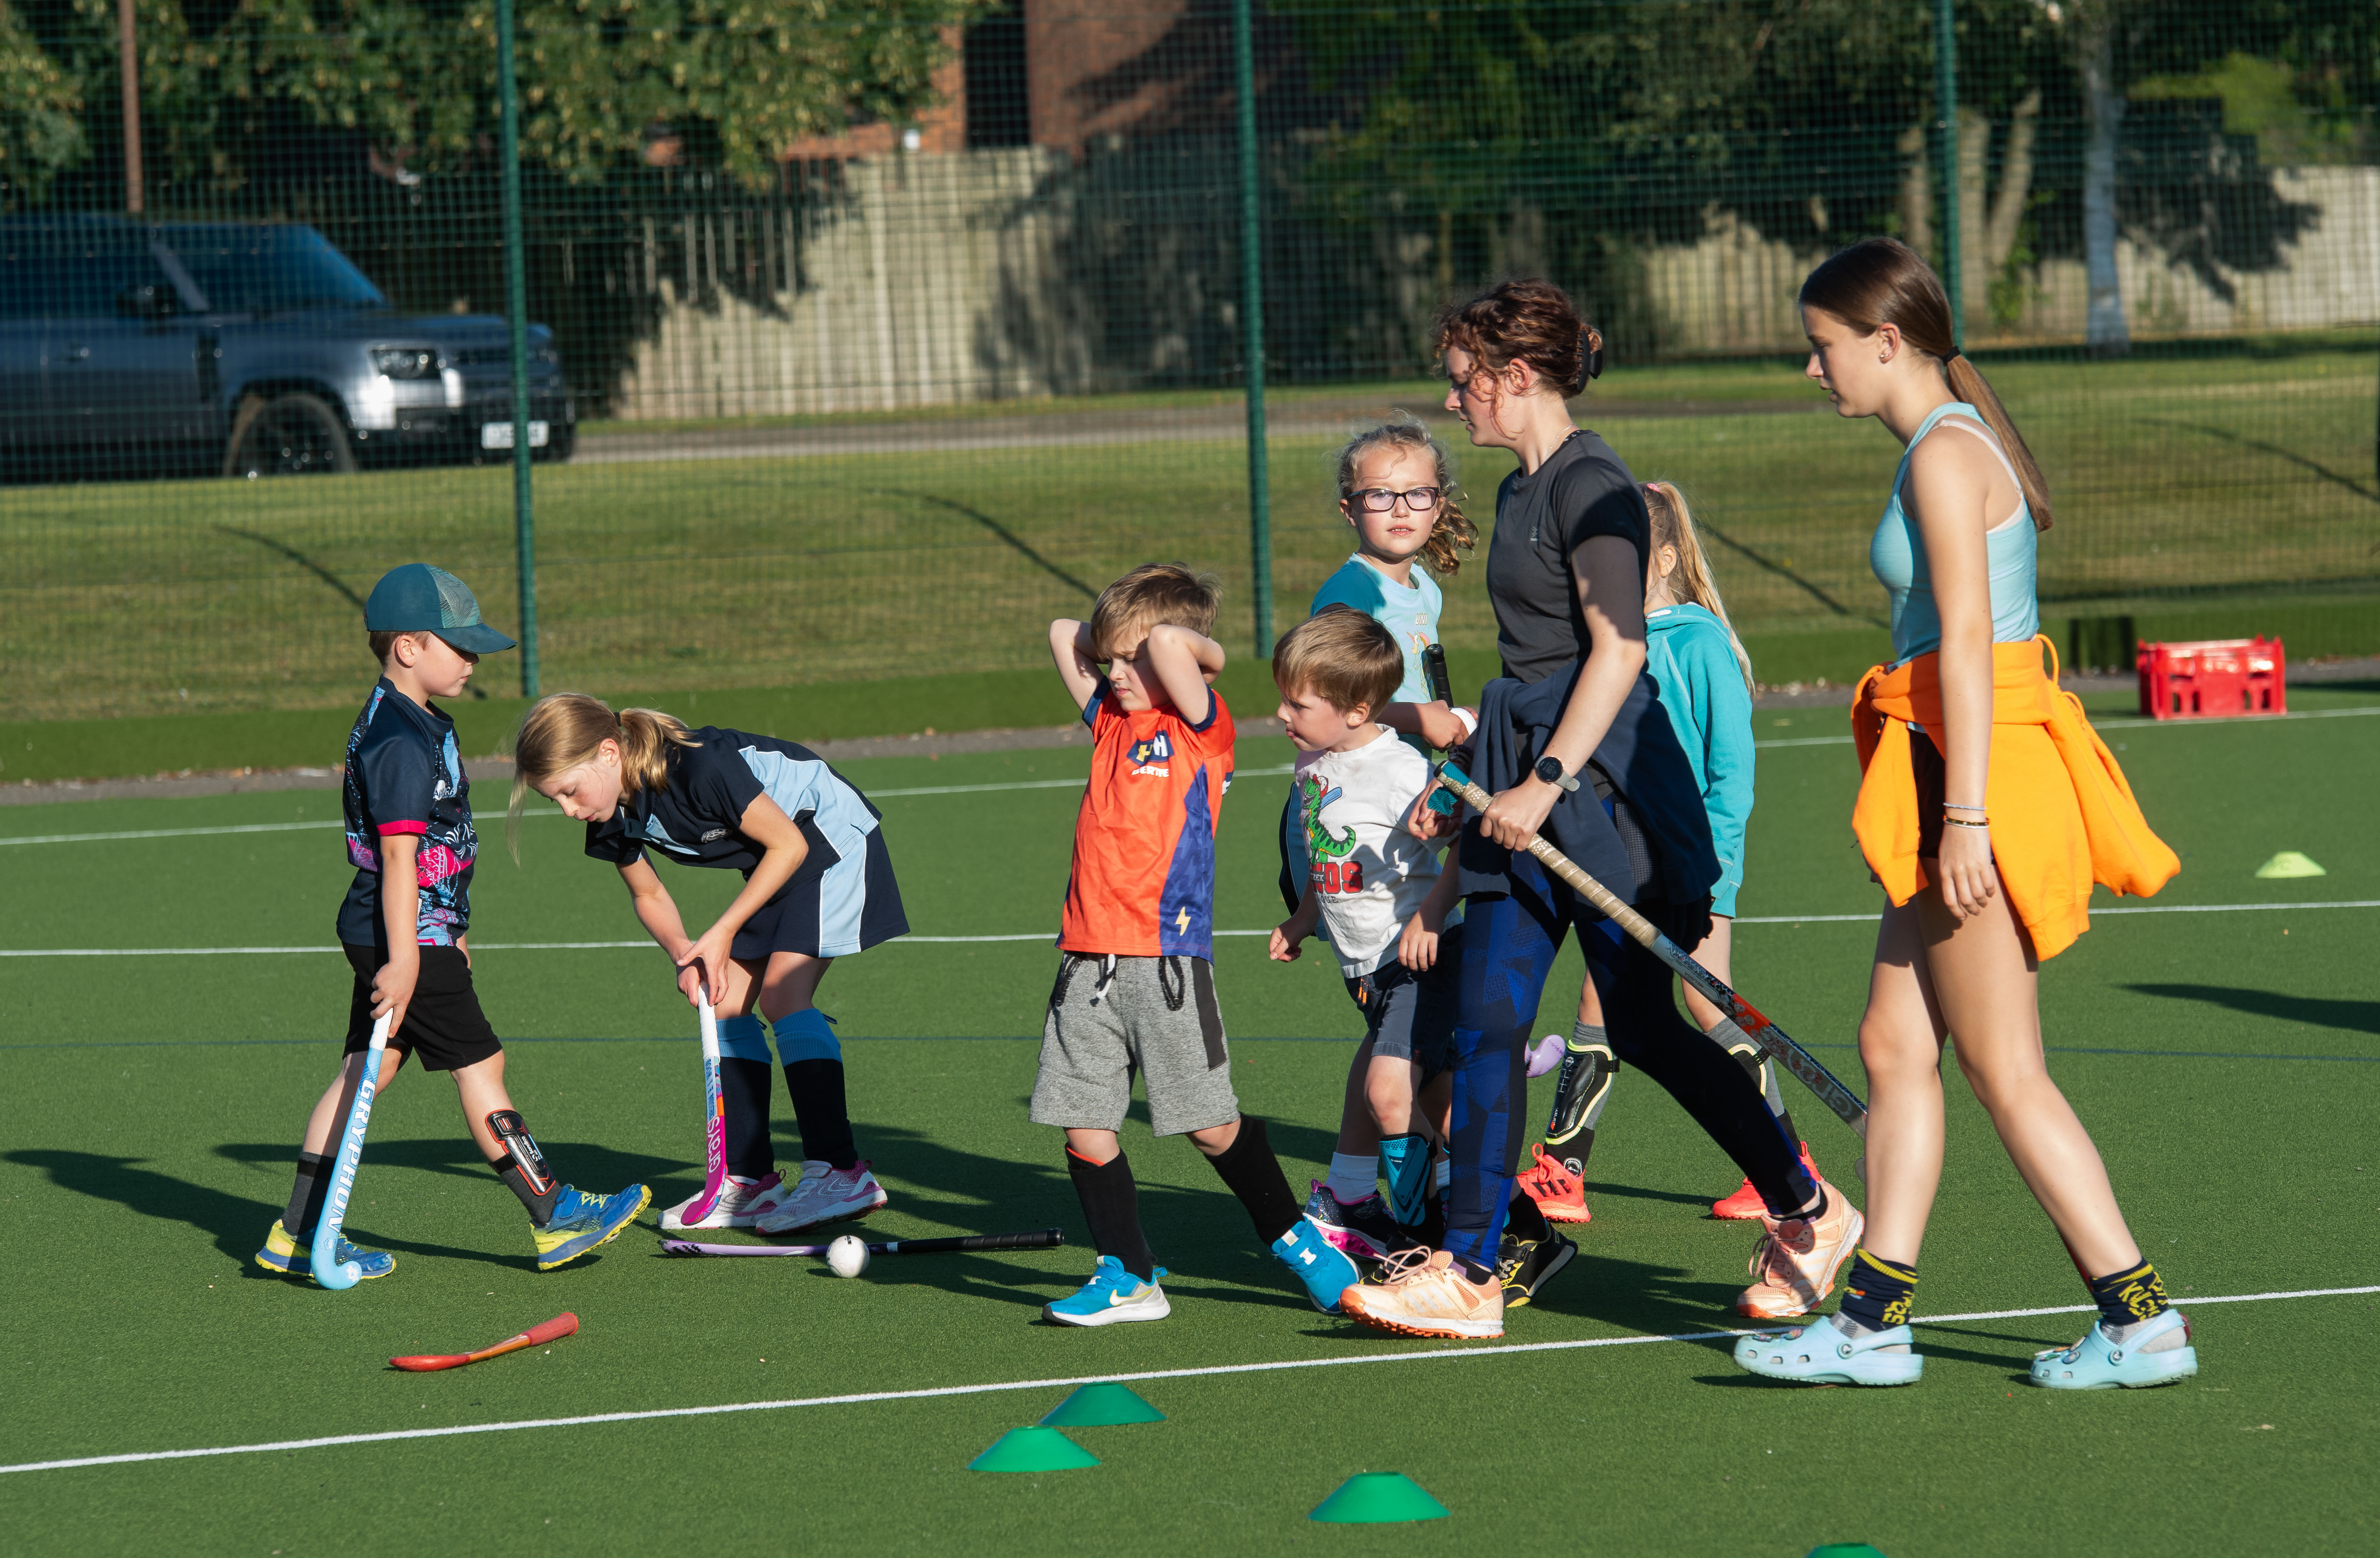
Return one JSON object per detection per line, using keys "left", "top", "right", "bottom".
{"left": 1850, "top": 635, "right": 2178, "bottom": 960}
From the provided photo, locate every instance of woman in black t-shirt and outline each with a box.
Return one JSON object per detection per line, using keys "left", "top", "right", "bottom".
{"left": 1341, "top": 280, "right": 1854, "bottom": 1342}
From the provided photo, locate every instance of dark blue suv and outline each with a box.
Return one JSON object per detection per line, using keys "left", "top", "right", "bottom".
{"left": 0, "top": 218, "right": 574, "bottom": 477}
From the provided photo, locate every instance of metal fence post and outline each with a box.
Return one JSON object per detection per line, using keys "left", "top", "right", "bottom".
{"left": 1232, "top": 0, "right": 1272, "bottom": 658}
{"left": 497, "top": 0, "right": 539, "bottom": 697}
{"left": 1936, "top": 0, "right": 1962, "bottom": 354}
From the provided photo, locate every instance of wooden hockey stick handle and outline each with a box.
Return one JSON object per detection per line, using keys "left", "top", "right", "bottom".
{"left": 1434, "top": 762, "right": 1869, "bottom": 1141}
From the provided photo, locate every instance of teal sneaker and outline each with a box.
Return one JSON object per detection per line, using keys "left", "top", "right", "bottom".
{"left": 254, "top": 1219, "right": 395, "bottom": 1281}
{"left": 532, "top": 1184, "right": 653, "bottom": 1271}
{"left": 1043, "top": 1255, "right": 1170, "bottom": 1327}
{"left": 2029, "top": 1310, "right": 2197, "bottom": 1390}
{"left": 1736, "top": 1314, "right": 1925, "bottom": 1386}
{"left": 1271, "top": 1216, "right": 1361, "bottom": 1315}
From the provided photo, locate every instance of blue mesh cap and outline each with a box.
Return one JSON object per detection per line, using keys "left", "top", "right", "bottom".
{"left": 363, "top": 564, "right": 517, "bottom": 654}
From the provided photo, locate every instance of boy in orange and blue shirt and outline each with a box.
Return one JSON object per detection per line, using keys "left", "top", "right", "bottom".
{"left": 1033, "top": 564, "right": 1359, "bottom": 1325}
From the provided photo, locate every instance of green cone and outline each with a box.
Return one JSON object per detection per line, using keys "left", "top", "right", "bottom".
{"left": 1806, "top": 1546, "right": 1890, "bottom": 1557}
{"left": 2255, "top": 851, "right": 2326, "bottom": 879}
{"left": 1040, "top": 1382, "right": 1165, "bottom": 1426}
{"left": 966, "top": 1426, "right": 1100, "bottom": 1473}
{"left": 1308, "top": 1472, "right": 1449, "bottom": 1523}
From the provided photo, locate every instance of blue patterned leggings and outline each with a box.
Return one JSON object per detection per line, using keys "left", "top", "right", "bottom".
{"left": 1441, "top": 854, "right": 1818, "bottom": 1270}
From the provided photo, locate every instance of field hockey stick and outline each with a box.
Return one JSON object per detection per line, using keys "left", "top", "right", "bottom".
{"left": 309, "top": 1010, "right": 392, "bottom": 1291}
{"left": 680, "top": 979, "right": 730, "bottom": 1227}
{"left": 1434, "top": 760, "right": 1871, "bottom": 1154}
{"left": 390, "top": 1312, "right": 579, "bottom": 1372}
{"left": 661, "top": 1228, "right": 1066, "bottom": 1258}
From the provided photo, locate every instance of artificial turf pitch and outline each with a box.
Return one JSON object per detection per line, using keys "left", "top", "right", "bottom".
{"left": 2, "top": 689, "right": 2376, "bottom": 1555}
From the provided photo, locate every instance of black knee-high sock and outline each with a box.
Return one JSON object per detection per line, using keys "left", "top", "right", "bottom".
{"left": 1204, "top": 1115, "right": 1302, "bottom": 1246}
{"left": 720, "top": 1058, "right": 774, "bottom": 1180}
{"left": 1066, "top": 1149, "right": 1156, "bottom": 1280}
{"left": 785, "top": 1059, "right": 857, "bottom": 1170}
{"left": 283, "top": 1151, "right": 332, "bottom": 1240}
{"left": 1712, "top": 1017, "right": 1803, "bottom": 1146}
{"left": 1504, "top": 1181, "right": 1550, "bottom": 1242}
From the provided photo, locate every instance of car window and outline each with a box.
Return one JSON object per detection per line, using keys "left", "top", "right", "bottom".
{"left": 159, "top": 225, "right": 386, "bottom": 313}
{"left": 0, "top": 235, "right": 174, "bottom": 320}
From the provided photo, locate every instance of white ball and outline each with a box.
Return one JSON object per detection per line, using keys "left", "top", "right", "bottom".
{"left": 825, "top": 1234, "right": 871, "bottom": 1279}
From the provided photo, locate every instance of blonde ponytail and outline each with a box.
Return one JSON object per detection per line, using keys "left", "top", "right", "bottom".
{"left": 1642, "top": 481, "right": 1755, "bottom": 692}
{"left": 506, "top": 692, "right": 696, "bottom": 860}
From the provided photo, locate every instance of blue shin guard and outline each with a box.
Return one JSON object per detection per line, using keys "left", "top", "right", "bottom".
{"left": 714, "top": 1013, "right": 773, "bottom": 1063}
{"left": 1378, "top": 1134, "right": 1431, "bottom": 1230}
{"left": 771, "top": 1008, "right": 842, "bottom": 1063}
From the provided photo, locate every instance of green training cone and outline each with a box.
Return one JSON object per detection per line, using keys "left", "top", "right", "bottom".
{"left": 967, "top": 1426, "right": 1100, "bottom": 1473}
{"left": 2255, "top": 851, "right": 2326, "bottom": 879}
{"left": 1806, "top": 1546, "right": 1889, "bottom": 1557}
{"left": 1039, "top": 1382, "right": 1165, "bottom": 1426}
{"left": 1308, "top": 1472, "right": 1450, "bottom": 1523}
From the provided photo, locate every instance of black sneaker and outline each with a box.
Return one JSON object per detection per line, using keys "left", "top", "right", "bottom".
{"left": 1496, "top": 1228, "right": 1577, "bottom": 1308}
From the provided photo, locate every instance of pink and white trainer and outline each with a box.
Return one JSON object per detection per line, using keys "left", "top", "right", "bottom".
{"left": 753, "top": 1160, "right": 890, "bottom": 1235}
{"left": 659, "top": 1171, "right": 784, "bottom": 1232}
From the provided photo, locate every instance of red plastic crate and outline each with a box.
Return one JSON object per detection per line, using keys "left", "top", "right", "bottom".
{"left": 2136, "top": 636, "right": 2287, "bottom": 720}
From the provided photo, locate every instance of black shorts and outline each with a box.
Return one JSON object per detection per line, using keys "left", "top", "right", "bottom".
{"left": 1911, "top": 727, "right": 1946, "bottom": 860}
{"left": 1341, "top": 922, "right": 1460, "bottom": 1080}
{"left": 342, "top": 944, "right": 503, "bottom": 1073}
{"left": 729, "top": 820, "right": 908, "bottom": 962}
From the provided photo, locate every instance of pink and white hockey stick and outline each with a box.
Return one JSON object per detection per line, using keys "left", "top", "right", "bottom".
{"left": 680, "top": 984, "right": 729, "bottom": 1226}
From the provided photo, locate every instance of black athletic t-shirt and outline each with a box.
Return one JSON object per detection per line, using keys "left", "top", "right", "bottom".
{"left": 1484, "top": 429, "right": 1651, "bottom": 685}
{"left": 582, "top": 727, "right": 881, "bottom": 877}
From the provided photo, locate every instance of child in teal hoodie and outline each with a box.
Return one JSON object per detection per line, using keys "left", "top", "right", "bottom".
{"left": 1513, "top": 481, "right": 1829, "bottom": 1225}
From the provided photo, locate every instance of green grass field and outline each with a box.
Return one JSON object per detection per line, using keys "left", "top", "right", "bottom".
{"left": 3, "top": 685, "right": 2376, "bottom": 1555}
{"left": 6, "top": 346, "right": 2374, "bottom": 723}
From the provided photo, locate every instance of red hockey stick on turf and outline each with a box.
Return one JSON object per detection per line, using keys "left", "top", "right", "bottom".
{"left": 390, "top": 1312, "right": 579, "bottom": 1372}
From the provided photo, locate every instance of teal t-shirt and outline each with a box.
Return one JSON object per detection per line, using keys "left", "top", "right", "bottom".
{"left": 1309, "top": 554, "right": 1443, "bottom": 705}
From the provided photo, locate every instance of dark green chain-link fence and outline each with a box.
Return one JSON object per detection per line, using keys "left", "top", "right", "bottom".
{"left": 2, "top": 0, "right": 2374, "bottom": 725}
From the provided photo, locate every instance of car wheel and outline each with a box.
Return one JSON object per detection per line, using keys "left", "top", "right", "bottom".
{"left": 222, "top": 392, "right": 359, "bottom": 479}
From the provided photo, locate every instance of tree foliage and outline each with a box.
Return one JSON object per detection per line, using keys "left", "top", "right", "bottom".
{"left": 3, "top": 0, "right": 990, "bottom": 199}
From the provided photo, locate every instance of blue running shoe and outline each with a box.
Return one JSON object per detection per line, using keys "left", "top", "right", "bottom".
{"left": 1736, "top": 1314, "right": 1925, "bottom": 1386}
{"left": 1043, "top": 1256, "right": 1170, "bottom": 1327}
{"left": 532, "top": 1184, "right": 653, "bottom": 1270}
{"left": 254, "top": 1219, "right": 395, "bottom": 1281}
{"left": 1272, "top": 1216, "right": 1361, "bottom": 1314}
{"left": 2029, "top": 1310, "right": 2197, "bottom": 1389}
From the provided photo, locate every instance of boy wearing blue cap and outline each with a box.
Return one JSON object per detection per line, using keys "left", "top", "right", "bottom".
{"left": 255, "top": 564, "right": 650, "bottom": 1282}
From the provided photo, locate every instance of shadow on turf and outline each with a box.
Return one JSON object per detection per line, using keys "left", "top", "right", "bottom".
{"left": 7, "top": 1137, "right": 673, "bottom": 1276}
{"left": 2123, "top": 982, "right": 2380, "bottom": 1036}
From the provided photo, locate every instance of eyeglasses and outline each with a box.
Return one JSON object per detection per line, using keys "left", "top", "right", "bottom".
{"left": 1348, "top": 486, "right": 1442, "bottom": 513}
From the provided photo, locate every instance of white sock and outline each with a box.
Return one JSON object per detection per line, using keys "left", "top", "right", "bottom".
{"left": 1327, "top": 1153, "right": 1376, "bottom": 1205}
{"left": 1433, "top": 1158, "right": 1451, "bottom": 1192}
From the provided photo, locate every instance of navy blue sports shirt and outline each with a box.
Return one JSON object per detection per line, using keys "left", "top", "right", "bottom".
{"left": 338, "top": 679, "right": 477, "bottom": 948}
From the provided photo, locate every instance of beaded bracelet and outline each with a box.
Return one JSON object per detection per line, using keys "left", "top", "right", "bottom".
{"left": 1942, "top": 802, "right": 1988, "bottom": 815}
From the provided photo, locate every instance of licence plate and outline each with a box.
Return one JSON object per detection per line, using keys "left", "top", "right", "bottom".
{"left": 481, "top": 420, "right": 550, "bottom": 450}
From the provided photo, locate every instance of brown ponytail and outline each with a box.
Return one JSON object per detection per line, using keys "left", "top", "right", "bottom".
{"left": 506, "top": 692, "right": 697, "bottom": 859}
{"left": 1798, "top": 237, "right": 2055, "bottom": 531}
{"left": 1333, "top": 415, "right": 1479, "bottom": 576}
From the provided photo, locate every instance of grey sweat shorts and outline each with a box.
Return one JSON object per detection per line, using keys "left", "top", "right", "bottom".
{"left": 1031, "top": 953, "right": 1240, "bottom": 1137}
{"left": 1340, "top": 921, "right": 1461, "bottom": 1078}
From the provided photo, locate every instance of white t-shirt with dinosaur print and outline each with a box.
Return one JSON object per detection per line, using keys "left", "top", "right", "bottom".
{"left": 1293, "top": 726, "right": 1444, "bottom": 978}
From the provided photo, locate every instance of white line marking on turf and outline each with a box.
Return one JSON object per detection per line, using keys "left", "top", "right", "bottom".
{"left": 0, "top": 766, "right": 1299, "bottom": 848}
{"left": 1750, "top": 703, "right": 2380, "bottom": 750}
{"left": 2, "top": 1283, "right": 2369, "bottom": 1477}
{"left": 7, "top": 899, "right": 2374, "bottom": 959}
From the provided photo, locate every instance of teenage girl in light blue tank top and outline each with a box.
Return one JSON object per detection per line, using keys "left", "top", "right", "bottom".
{"left": 1870, "top": 401, "right": 2040, "bottom": 666}
{"left": 1735, "top": 236, "right": 2195, "bottom": 1394}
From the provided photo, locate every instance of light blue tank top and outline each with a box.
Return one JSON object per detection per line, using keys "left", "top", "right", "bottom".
{"left": 1870, "top": 401, "right": 2040, "bottom": 664}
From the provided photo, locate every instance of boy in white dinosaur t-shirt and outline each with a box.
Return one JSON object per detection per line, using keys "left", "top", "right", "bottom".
{"left": 1268, "top": 607, "right": 1461, "bottom": 1259}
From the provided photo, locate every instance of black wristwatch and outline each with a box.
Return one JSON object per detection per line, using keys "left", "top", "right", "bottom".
{"left": 1533, "top": 756, "right": 1581, "bottom": 793}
